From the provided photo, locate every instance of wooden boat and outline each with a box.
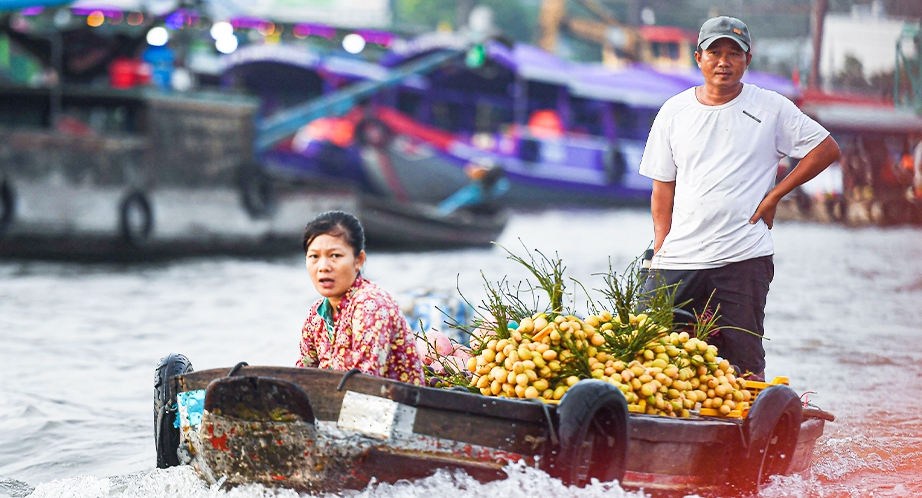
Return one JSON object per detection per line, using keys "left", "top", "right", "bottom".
{"left": 359, "top": 194, "right": 508, "bottom": 249}
{"left": 155, "top": 354, "right": 833, "bottom": 496}
{"left": 776, "top": 91, "right": 922, "bottom": 227}
{"left": 0, "top": 84, "right": 360, "bottom": 261}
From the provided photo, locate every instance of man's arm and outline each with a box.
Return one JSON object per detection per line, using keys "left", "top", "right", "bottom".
{"left": 651, "top": 179, "right": 676, "bottom": 254}
{"left": 750, "top": 135, "right": 841, "bottom": 229}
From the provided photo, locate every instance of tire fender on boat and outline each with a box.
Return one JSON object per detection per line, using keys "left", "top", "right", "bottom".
{"left": 236, "top": 161, "right": 275, "bottom": 219}
{"left": 119, "top": 190, "right": 154, "bottom": 246}
{"left": 204, "top": 375, "right": 316, "bottom": 424}
{"left": 604, "top": 147, "right": 626, "bottom": 185}
{"left": 549, "top": 379, "right": 629, "bottom": 487}
{"left": 0, "top": 177, "right": 15, "bottom": 236}
{"left": 734, "top": 384, "right": 802, "bottom": 491}
{"left": 154, "top": 353, "right": 194, "bottom": 469}
{"left": 825, "top": 196, "right": 846, "bottom": 223}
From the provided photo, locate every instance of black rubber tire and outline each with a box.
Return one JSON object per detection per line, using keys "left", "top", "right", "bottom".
{"left": 0, "top": 178, "right": 14, "bottom": 236}
{"left": 869, "top": 200, "right": 887, "bottom": 225}
{"left": 734, "top": 384, "right": 802, "bottom": 492}
{"left": 550, "top": 380, "right": 629, "bottom": 487}
{"left": 604, "top": 148, "right": 626, "bottom": 185}
{"left": 825, "top": 196, "right": 846, "bottom": 223}
{"left": 794, "top": 189, "right": 813, "bottom": 216}
{"left": 237, "top": 162, "right": 275, "bottom": 219}
{"left": 154, "top": 353, "right": 194, "bottom": 469}
{"left": 119, "top": 191, "right": 153, "bottom": 246}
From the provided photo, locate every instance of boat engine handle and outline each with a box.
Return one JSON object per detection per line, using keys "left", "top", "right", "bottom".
{"left": 337, "top": 368, "right": 363, "bottom": 391}
{"left": 227, "top": 361, "right": 249, "bottom": 377}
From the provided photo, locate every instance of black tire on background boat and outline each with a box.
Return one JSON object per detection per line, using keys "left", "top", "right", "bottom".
{"left": 825, "top": 196, "right": 846, "bottom": 222}
{"left": 0, "top": 178, "right": 14, "bottom": 236}
{"left": 119, "top": 191, "right": 153, "bottom": 246}
{"left": 154, "top": 353, "right": 193, "bottom": 469}
{"left": 794, "top": 189, "right": 813, "bottom": 216}
{"left": 733, "top": 385, "right": 803, "bottom": 492}
{"left": 604, "top": 148, "right": 626, "bottom": 185}
{"left": 237, "top": 161, "right": 275, "bottom": 219}
{"left": 550, "top": 380, "right": 629, "bottom": 487}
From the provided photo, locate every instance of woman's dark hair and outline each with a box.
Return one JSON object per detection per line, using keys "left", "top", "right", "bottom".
{"left": 301, "top": 211, "right": 365, "bottom": 256}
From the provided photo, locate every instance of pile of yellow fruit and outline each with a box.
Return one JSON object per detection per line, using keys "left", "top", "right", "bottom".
{"left": 465, "top": 310, "right": 753, "bottom": 418}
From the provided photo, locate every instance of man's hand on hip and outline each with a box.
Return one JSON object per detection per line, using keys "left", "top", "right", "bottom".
{"left": 750, "top": 136, "right": 841, "bottom": 230}
{"left": 750, "top": 195, "right": 781, "bottom": 229}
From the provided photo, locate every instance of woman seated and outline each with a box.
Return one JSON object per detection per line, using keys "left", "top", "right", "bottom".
{"left": 296, "top": 211, "right": 425, "bottom": 386}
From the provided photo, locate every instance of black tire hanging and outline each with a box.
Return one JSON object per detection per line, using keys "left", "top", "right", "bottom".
{"left": 733, "top": 384, "right": 802, "bottom": 492}
{"left": 604, "top": 147, "right": 627, "bottom": 185}
{"left": 237, "top": 161, "right": 275, "bottom": 219}
{"left": 154, "top": 353, "right": 194, "bottom": 469}
{"left": 119, "top": 190, "right": 153, "bottom": 246}
{"left": 794, "top": 189, "right": 813, "bottom": 216}
{"left": 825, "top": 196, "right": 846, "bottom": 223}
{"left": 549, "top": 380, "right": 629, "bottom": 487}
{"left": 0, "top": 178, "right": 14, "bottom": 236}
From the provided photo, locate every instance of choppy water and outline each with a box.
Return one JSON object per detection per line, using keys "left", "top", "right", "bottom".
{"left": 2, "top": 209, "right": 921, "bottom": 498}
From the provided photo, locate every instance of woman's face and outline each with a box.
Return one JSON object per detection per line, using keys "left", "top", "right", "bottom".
{"left": 305, "top": 234, "right": 366, "bottom": 306}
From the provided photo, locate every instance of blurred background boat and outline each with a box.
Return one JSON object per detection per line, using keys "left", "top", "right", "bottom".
{"left": 0, "top": 1, "right": 512, "bottom": 257}
{"left": 1, "top": 0, "right": 920, "bottom": 261}
{"left": 246, "top": 31, "right": 802, "bottom": 209}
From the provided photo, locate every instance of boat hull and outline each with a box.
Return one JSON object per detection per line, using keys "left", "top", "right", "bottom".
{"left": 0, "top": 87, "right": 356, "bottom": 261}
{"left": 358, "top": 195, "right": 508, "bottom": 249}
{"left": 165, "top": 365, "right": 832, "bottom": 495}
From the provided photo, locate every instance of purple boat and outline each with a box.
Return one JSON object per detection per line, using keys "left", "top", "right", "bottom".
{"left": 227, "top": 35, "right": 800, "bottom": 208}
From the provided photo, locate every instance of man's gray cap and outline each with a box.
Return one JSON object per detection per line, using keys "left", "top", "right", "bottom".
{"left": 697, "top": 16, "right": 751, "bottom": 53}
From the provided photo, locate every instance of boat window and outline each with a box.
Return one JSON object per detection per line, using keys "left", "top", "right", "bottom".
{"left": 475, "top": 101, "right": 513, "bottom": 134}
{"left": 651, "top": 41, "right": 681, "bottom": 62}
{"left": 228, "top": 64, "right": 325, "bottom": 117}
{"left": 397, "top": 90, "right": 423, "bottom": 117}
{"left": 606, "top": 105, "right": 658, "bottom": 141}
{"left": 0, "top": 91, "right": 47, "bottom": 127}
{"left": 525, "top": 81, "right": 560, "bottom": 115}
{"left": 571, "top": 98, "right": 605, "bottom": 137}
{"left": 432, "top": 101, "right": 464, "bottom": 133}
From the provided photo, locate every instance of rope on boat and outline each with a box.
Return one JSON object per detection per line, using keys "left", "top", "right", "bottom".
{"left": 337, "top": 368, "right": 363, "bottom": 391}
{"left": 527, "top": 398, "right": 559, "bottom": 446}
{"left": 227, "top": 361, "right": 249, "bottom": 377}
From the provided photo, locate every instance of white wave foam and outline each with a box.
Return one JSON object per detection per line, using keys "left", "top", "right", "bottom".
{"left": 17, "top": 463, "right": 667, "bottom": 498}
{"left": 0, "top": 477, "right": 35, "bottom": 498}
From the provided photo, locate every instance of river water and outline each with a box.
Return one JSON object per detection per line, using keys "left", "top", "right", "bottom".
{"left": 1, "top": 209, "right": 920, "bottom": 498}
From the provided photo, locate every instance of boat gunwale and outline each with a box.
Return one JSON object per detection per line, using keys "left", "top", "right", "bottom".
{"left": 176, "top": 366, "right": 551, "bottom": 424}
{"left": 176, "top": 366, "right": 834, "bottom": 428}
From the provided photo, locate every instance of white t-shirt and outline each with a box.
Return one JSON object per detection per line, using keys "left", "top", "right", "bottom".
{"left": 639, "top": 84, "right": 829, "bottom": 269}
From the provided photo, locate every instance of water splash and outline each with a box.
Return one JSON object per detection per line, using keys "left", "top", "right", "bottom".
{"left": 334, "top": 462, "right": 650, "bottom": 498}
{"left": 13, "top": 463, "right": 663, "bottom": 498}
{"left": 0, "top": 477, "right": 34, "bottom": 498}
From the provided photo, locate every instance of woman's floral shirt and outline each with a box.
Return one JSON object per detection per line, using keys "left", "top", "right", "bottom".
{"left": 297, "top": 275, "right": 425, "bottom": 386}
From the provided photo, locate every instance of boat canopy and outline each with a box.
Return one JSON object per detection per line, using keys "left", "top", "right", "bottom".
{"left": 223, "top": 43, "right": 427, "bottom": 90}
{"left": 0, "top": 0, "right": 69, "bottom": 11}
{"left": 383, "top": 32, "right": 800, "bottom": 108}
{"left": 801, "top": 103, "right": 922, "bottom": 134}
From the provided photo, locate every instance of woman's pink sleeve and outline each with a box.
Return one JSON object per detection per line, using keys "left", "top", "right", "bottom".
{"left": 296, "top": 317, "right": 317, "bottom": 368}
{"left": 350, "top": 293, "right": 424, "bottom": 385}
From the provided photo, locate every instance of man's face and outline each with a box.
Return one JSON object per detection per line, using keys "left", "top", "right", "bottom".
{"left": 695, "top": 37, "right": 752, "bottom": 91}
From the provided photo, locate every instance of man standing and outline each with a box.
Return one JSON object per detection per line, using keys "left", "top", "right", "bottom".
{"left": 639, "top": 17, "right": 840, "bottom": 380}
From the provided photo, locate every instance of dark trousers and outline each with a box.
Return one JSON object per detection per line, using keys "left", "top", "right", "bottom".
{"left": 643, "top": 256, "right": 774, "bottom": 376}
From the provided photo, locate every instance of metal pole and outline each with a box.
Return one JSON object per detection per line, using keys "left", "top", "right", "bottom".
{"left": 808, "top": 0, "right": 828, "bottom": 90}
{"left": 456, "top": 0, "right": 474, "bottom": 30}
{"left": 49, "top": 29, "right": 62, "bottom": 128}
